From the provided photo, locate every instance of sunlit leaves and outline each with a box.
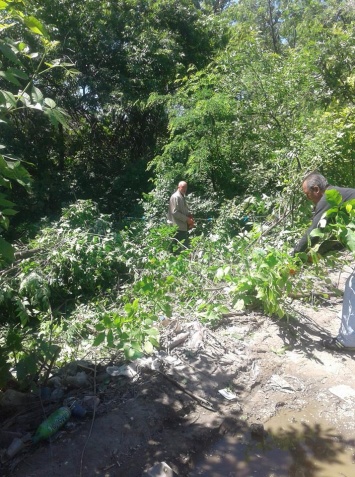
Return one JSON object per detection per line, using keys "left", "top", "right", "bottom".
{"left": 325, "top": 189, "right": 343, "bottom": 207}
{"left": 0, "top": 2, "right": 74, "bottom": 263}
{"left": 311, "top": 194, "right": 355, "bottom": 255}
{"left": 30, "top": 85, "right": 43, "bottom": 104}
{"left": 44, "top": 97, "right": 56, "bottom": 108}
{"left": 0, "top": 153, "right": 31, "bottom": 186}
{"left": 23, "top": 16, "right": 49, "bottom": 38}
{"left": 0, "top": 42, "right": 22, "bottom": 65}
{"left": 0, "top": 90, "right": 17, "bottom": 108}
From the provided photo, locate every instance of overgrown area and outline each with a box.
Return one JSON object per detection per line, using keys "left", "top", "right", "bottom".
{"left": 2, "top": 1, "right": 355, "bottom": 470}
{"left": 0, "top": 195, "right": 348, "bottom": 393}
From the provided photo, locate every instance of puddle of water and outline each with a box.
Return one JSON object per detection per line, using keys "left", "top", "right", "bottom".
{"left": 190, "top": 406, "right": 355, "bottom": 477}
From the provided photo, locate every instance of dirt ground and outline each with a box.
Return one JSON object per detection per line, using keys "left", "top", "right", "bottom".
{"left": 2, "top": 264, "right": 355, "bottom": 477}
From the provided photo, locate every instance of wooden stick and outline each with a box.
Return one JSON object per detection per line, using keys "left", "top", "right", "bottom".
{"left": 158, "top": 370, "right": 216, "bottom": 412}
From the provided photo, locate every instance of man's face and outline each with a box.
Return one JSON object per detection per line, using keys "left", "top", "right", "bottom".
{"left": 302, "top": 181, "right": 323, "bottom": 204}
{"left": 179, "top": 183, "right": 187, "bottom": 195}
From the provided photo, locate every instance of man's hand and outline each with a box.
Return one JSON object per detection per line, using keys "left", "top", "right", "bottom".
{"left": 187, "top": 217, "right": 195, "bottom": 229}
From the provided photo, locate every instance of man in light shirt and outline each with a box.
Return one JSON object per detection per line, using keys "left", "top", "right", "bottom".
{"left": 167, "top": 181, "right": 194, "bottom": 252}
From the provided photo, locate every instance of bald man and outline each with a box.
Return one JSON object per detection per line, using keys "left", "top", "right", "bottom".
{"left": 167, "top": 181, "right": 194, "bottom": 251}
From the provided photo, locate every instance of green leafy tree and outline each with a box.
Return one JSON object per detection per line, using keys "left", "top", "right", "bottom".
{"left": 20, "top": 0, "right": 228, "bottom": 221}
{"left": 0, "top": 0, "right": 71, "bottom": 262}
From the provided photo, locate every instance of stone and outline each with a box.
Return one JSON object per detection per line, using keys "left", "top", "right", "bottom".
{"left": 142, "top": 462, "right": 177, "bottom": 477}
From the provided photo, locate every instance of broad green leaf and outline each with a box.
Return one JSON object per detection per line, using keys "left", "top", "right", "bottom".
{"left": 23, "top": 16, "right": 49, "bottom": 38}
{"left": 8, "top": 67, "right": 28, "bottom": 80}
{"left": 0, "top": 70, "right": 21, "bottom": 86}
{"left": 309, "top": 228, "right": 325, "bottom": 238}
{"left": 265, "top": 253, "right": 277, "bottom": 267}
{"left": 0, "top": 1, "right": 9, "bottom": 9}
{"left": 103, "top": 313, "right": 112, "bottom": 327}
{"left": 113, "top": 314, "right": 125, "bottom": 326}
{"left": 0, "top": 89, "right": 17, "bottom": 107}
{"left": 44, "top": 97, "right": 56, "bottom": 109}
{"left": 0, "top": 196, "right": 15, "bottom": 207}
{"left": 0, "top": 157, "right": 31, "bottom": 186}
{"left": 233, "top": 299, "right": 245, "bottom": 311}
{"left": 124, "top": 346, "right": 142, "bottom": 360}
{"left": 0, "top": 214, "right": 9, "bottom": 229}
{"left": 325, "top": 189, "right": 342, "bottom": 206}
{"left": 0, "top": 43, "right": 21, "bottom": 65}
{"left": 0, "top": 176, "right": 10, "bottom": 187}
{"left": 29, "top": 103, "right": 43, "bottom": 111}
{"left": 93, "top": 332, "right": 105, "bottom": 346}
{"left": 346, "top": 230, "right": 355, "bottom": 252}
{"left": 144, "top": 340, "right": 154, "bottom": 354}
{"left": 149, "top": 337, "right": 159, "bottom": 348}
{"left": 0, "top": 235, "right": 14, "bottom": 261}
{"left": 106, "top": 329, "right": 114, "bottom": 347}
{"left": 1, "top": 208, "right": 17, "bottom": 216}
{"left": 132, "top": 298, "right": 139, "bottom": 311}
{"left": 0, "top": 154, "right": 9, "bottom": 173}
{"left": 0, "top": 23, "right": 15, "bottom": 32}
{"left": 31, "top": 86, "right": 43, "bottom": 104}
{"left": 145, "top": 327, "right": 159, "bottom": 337}
{"left": 18, "top": 92, "right": 31, "bottom": 106}
{"left": 44, "top": 107, "right": 69, "bottom": 128}
{"left": 17, "top": 42, "right": 27, "bottom": 52}
{"left": 159, "top": 303, "right": 172, "bottom": 317}
{"left": 324, "top": 207, "right": 339, "bottom": 218}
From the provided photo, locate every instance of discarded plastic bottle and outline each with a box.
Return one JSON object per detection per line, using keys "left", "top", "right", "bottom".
{"left": 32, "top": 406, "right": 71, "bottom": 444}
{"left": 71, "top": 402, "right": 86, "bottom": 418}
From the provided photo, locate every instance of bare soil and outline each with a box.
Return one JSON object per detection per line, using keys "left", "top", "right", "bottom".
{"left": 2, "top": 264, "right": 355, "bottom": 477}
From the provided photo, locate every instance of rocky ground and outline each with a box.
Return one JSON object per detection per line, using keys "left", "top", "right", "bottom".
{"left": 2, "top": 264, "right": 355, "bottom": 477}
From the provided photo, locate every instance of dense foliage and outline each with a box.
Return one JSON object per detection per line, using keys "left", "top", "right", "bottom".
{"left": 1, "top": 0, "right": 355, "bottom": 390}
{"left": 0, "top": 196, "right": 342, "bottom": 390}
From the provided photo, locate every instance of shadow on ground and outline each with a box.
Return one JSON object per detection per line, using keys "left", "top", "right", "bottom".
{"left": 3, "top": 356, "right": 355, "bottom": 477}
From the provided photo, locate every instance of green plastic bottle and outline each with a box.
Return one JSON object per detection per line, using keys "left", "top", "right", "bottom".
{"left": 32, "top": 406, "right": 71, "bottom": 444}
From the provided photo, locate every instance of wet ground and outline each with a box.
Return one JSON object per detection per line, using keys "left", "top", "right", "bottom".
{"left": 3, "top": 266, "right": 355, "bottom": 476}
{"left": 191, "top": 406, "right": 355, "bottom": 477}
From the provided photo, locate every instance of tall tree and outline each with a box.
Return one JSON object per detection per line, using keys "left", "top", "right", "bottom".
{"left": 228, "top": 0, "right": 283, "bottom": 54}
{"left": 149, "top": 0, "right": 355, "bottom": 201}
{"left": 13, "top": 0, "right": 227, "bottom": 219}
{"left": 0, "top": 0, "right": 69, "bottom": 262}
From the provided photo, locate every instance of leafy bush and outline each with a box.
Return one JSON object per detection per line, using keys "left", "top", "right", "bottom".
{"left": 309, "top": 189, "right": 355, "bottom": 253}
{"left": 0, "top": 200, "right": 127, "bottom": 387}
{"left": 0, "top": 195, "right": 338, "bottom": 391}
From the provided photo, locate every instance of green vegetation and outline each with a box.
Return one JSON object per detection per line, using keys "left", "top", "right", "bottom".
{"left": 1, "top": 0, "right": 355, "bottom": 391}
{"left": 0, "top": 196, "right": 338, "bottom": 390}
